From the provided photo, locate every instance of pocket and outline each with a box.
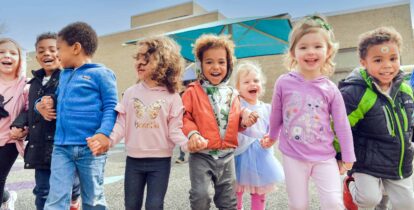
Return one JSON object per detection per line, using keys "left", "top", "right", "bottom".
{"left": 400, "top": 106, "right": 408, "bottom": 132}
{"left": 382, "top": 106, "right": 395, "bottom": 136}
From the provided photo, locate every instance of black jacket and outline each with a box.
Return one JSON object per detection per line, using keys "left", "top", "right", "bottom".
{"left": 339, "top": 68, "right": 414, "bottom": 179}
{"left": 12, "top": 69, "right": 60, "bottom": 169}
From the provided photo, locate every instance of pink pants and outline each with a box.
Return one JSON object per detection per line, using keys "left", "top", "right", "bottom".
{"left": 282, "top": 154, "right": 343, "bottom": 210}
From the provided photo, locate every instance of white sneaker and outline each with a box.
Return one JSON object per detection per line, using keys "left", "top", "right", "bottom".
{"left": 1, "top": 191, "right": 17, "bottom": 210}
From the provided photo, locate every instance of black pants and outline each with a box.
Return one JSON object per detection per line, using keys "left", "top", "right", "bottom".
{"left": 0, "top": 143, "right": 19, "bottom": 203}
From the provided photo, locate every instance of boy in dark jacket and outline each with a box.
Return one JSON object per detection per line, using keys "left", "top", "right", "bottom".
{"left": 340, "top": 27, "right": 414, "bottom": 210}
{"left": 11, "top": 32, "right": 81, "bottom": 210}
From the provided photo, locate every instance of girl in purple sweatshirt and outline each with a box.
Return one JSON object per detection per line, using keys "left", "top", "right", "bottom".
{"left": 262, "top": 15, "right": 356, "bottom": 210}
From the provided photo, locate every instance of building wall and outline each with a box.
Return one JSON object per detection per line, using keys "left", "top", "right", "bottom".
{"left": 26, "top": 3, "right": 414, "bottom": 103}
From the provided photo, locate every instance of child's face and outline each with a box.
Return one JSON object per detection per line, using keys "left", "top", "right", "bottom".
{"left": 134, "top": 44, "right": 157, "bottom": 83}
{"left": 36, "top": 39, "right": 61, "bottom": 72}
{"left": 0, "top": 41, "right": 20, "bottom": 80}
{"left": 56, "top": 37, "right": 75, "bottom": 69}
{"left": 238, "top": 70, "right": 262, "bottom": 104}
{"left": 361, "top": 42, "right": 400, "bottom": 89}
{"left": 201, "top": 47, "right": 228, "bottom": 85}
{"left": 292, "top": 32, "right": 329, "bottom": 76}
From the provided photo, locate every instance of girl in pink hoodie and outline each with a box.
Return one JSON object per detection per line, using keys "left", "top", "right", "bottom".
{"left": 0, "top": 38, "right": 28, "bottom": 209}
{"left": 107, "top": 36, "right": 206, "bottom": 210}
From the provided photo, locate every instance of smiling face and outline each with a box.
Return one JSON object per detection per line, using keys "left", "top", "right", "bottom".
{"left": 237, "top": 70, "right": 262, "bottom": 104}
{"left": 36, "top": 38, "right": 61, "bottom": 75}
{"left": 201, "top": 47, "right": 228, "bottom": 85}
{"left": 292, "top": 31, "right": 329, "bottom": 79}
{"left": 0, "top": 41, "right": 20, "bottom": 80}
{"left": 361, "top": 41, "right": 400, "bottom": 91}
{"left": 134, "top": 44, "right": 158, "bottom": 87}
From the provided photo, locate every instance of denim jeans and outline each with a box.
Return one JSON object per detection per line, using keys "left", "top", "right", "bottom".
{"left": 44, "top": 145, "right": 107, "bottom": 210}
{"left": 124, "top": 156, "right": 171, "bottom": 210}
{"left": 34, "top": 168, "right": 81, "bottom": 210}
{"left": 0, "top": 143, "right": 19, "bottom": 204}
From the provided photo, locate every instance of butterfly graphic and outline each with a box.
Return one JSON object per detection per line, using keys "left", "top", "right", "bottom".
{"left": 133, "top": 98, "right": 165, "bottom": 120}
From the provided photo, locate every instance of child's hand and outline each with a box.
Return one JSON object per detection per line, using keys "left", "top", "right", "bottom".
{"left": 188, "top": 133, "right": 208, "bottom": 152}
{"left": 241, "top": 110, "right": 259, "bottom": 128}
{"left": 87, "top": 133, "right": 111, "bottom": 156}
{"left": 338, "top": 161, "right": 353, "bottom": 175}
{"left": 36, "top": 96, "right": 56, "bottom": 121}
{"left": 260, "top": 136, "right": 275, "bottom": 148}
{"left": 10, "top": 126, "right": 28, "bottom": 140}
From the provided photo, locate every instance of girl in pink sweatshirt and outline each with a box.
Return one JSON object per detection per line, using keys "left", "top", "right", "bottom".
{"left": 0, "top": 38, "right": 28, "bottom": 209}
{"left": 108, "top": 36, "right": 206, "bottom": 210}
{"left": 262, "top": 15, "right": 356, "bottom": 210}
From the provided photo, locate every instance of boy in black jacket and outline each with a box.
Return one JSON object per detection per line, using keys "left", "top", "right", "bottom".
{"left": 11, "top": 32, "right": 81, "bottom": 210}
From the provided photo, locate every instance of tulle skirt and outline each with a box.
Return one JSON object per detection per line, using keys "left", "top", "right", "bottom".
{"left": 235, "top": 140, "right": 284, "bottom": 194}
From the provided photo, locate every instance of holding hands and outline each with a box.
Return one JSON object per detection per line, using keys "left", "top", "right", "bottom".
{"left": 188, "top": 133, "right": 208, "bottom": 152}
{"left": 10, "top": 126, "right": 28, "bottom": 140}
{"left": 260, "top": 135, "right": 276, "bottom": 148}
{"left": 87, "top": 133, "right": 111, "bottom": 156}
{"left": 241, "top": 110, "right": 259, "bottom": 128}
{"left": 36, "top": 96, "right": 56, "bottom": 121}
{"left": 337, "top": 160, "right": 354, "bottom": 175}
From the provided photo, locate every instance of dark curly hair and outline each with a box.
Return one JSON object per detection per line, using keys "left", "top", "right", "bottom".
{"left": 135, "top": 36, "right": 184, "bottom": 93}
{"left": 358, "top": 26, "right": 402, "bottom": 59}
{"left": 35, "top": 32, "right": 57, "bottom": 48}
{"left": 58, "top": 22, "right": 98, "bottom": 56}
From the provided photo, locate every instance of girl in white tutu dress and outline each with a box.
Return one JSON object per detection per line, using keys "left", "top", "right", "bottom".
{"left": 232, "top": 61, "right": 284, "bottom": 210}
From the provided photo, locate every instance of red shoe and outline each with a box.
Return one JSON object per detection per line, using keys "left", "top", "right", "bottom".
{"left": 343, "top": 176, "right": 358, "bottom": 210}
{"left": 70, "top": 199, "right": 80, "bottom": 210}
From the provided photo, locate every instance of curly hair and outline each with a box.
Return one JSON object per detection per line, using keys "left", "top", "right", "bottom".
{"left": 193, "top": 34, "right": 236, "bottom": 81}
{"left": 231, "top": 60, "right": 266, "bottom": 97}
{"left": 0, "top": 38, "right": 23, "bottom": 78}
{"left": 58, "top": 22, "right": 98, "bottom": 56}
{"left": 35, "top": 32, "right": 57, "bottom": 48}
{"left": 135, "top": 36, "right": 184, "bottom": 93}
{"left": 358, "top": 27, "right": 402, "bottom": 59}
{"left": 284, "top": 15, "right": 338, "bottom": 76}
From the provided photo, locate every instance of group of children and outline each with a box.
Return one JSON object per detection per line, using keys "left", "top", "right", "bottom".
{"left": 0, "top": 13, "right": 413, "bottom": 210}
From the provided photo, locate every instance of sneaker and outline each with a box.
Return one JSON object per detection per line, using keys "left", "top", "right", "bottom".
{"left": 343, "top": 176, "right": 358, "bottom": 210}
{"left": 175, "top": 158, "right": 185, "bottom": 164}
{"left": 1, "top": 191, "right": 17, "bottom": 210}
{"left": 70, "top": 198, "right": 80, "bottom": 210}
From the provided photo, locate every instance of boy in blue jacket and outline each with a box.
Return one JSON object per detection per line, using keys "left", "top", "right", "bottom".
{"left": 37, "top": 22, "right": 117, "bottom": 210}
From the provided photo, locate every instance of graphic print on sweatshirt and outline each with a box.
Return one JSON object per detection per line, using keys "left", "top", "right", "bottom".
{"left": 133, "top": 98, "right": 166, "bottom": 128}
{"left": 283, "top": 92, "right": 325, "bottom": 144}
{"left": 0, "top": 94, "right": 12, "bottom": 118}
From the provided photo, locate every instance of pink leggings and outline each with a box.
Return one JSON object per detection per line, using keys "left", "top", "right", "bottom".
{"left": 237, "top": 191, "right": 266, "bottom": 210}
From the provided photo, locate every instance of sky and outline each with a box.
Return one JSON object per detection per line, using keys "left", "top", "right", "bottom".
{"left": 0, "top": 0, "right": 411, "bottom": 52}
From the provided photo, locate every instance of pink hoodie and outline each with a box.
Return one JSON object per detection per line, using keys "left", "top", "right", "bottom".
{"left": 110, "top": 82, "right": 188, "bottom": 158}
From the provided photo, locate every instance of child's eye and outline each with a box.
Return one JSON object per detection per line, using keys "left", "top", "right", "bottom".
{"left": 38, "top": 51, "right": 44, "bottom": 54}
{"left": 390, "top": 57, "right": 398, "bottom": 62}
{"left": 374, "top": 59, "right": 381, "bottom": 63}
{"left": 315, "top": 45, "right": 322, "bottom": 49}
{"left": 219, "top": 61, "right": 226, "bottom": 65}
{"left": 299, "top": 46, "right": 306, "bottom": 50}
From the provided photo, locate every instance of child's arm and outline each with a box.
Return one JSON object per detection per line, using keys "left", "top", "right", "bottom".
{"left": 263, "top": 80, "right": 283, "bottom": 148}
{"left": 240, "top": 109, "right": 259, "bottom": 128}
{"left": 332, "top": 88, "right": 356, "bottom": 164}
{"left": 35, "top": 96, "right": 56, "bottom": 121}
{"left": 10, "top": 111, "right": 29, "bottom": 140}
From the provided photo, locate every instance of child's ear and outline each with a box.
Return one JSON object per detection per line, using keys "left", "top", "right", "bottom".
{"left": 360, "top": 58, "right": 367, "bottom": 68}
{"left": 73, "top": 42, "right": 82, "bottom": 55}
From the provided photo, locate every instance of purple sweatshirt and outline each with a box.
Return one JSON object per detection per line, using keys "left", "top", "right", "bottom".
{"left": 269, "top": 72, "right": 355, "bottom": 162}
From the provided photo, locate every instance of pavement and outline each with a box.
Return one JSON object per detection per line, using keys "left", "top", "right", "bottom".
{"left": 6, "top": 142, "right": 410, "bottom": 210}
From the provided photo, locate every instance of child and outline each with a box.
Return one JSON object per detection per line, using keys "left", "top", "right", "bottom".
{"left": 0, "top": 38, "right": 28, "bottom": 210}
{"left": 96, "top": 36, "right": 206, "bottom": 210}
{"left": 182, "top": 34, "right": 258, "bottom": 210}
{"left": 262, "top": 15, "right": 356, "bottom": 210}
{"left": 37, "top": 22, "right": 118, "bottom": 210}
{"left": 11, "top": 32, "right": 81, "bottom": 210}
{"left": 231, "top": 60, "right": 284, "bottom": 210}
{"left": 340, "top": 27, "right": 414, "bottom": 210}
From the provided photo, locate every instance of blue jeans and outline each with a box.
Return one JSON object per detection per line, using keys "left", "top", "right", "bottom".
{"left": 124, "top": 156, "right": 171, "bottom": 210}
{"left": 44, "top": 145, "right": 107, "bottom": 210}
{"left": 34, "top": 168, "right": 81, "bottom": 210}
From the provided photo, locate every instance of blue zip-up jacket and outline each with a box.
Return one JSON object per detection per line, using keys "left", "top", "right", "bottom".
{"left": 54, "top": 63, "right": 118, "bottom": 145}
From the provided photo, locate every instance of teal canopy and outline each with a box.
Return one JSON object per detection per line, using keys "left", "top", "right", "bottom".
{"left": 125, "top": 14, "right": 292, "bottom": 61}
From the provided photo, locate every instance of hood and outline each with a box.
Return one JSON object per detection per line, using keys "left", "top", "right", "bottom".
{"left": 338, "top": 67, "right": 405, "bottom": 94}
{"left": 195, "top": 60, "right": 233, "bottom": 86}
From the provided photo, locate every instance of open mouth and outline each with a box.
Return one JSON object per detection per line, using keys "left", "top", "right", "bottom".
{"left": 210, "top": 72, "right": 221, "bottom": 77}
{"left": 248, "top": 89, "right": 258, "bottom": 94}
{"left": 42, "top": 58, "right": 54, "bottom": 64}
{"left": 1, "top": 61, "right": 12, "bottom": 66}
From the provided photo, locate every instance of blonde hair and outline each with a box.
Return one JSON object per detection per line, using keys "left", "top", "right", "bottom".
{"left": 358, "top": 26, "right": 402, "bottom": 59}
{"left": 284, "top": 15, "right": 338, "bottom": 76}
{"left": 193, "top": 34, "right": 236, "bottom": 81}
{"left": 0, "top": 38, "right": 23, "bottom": 78}
{"left": 135, "top": 36, "right": 184, "bottom": 93}
{"left": 232, "top": 60, "right": 266, "bottom": 97}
